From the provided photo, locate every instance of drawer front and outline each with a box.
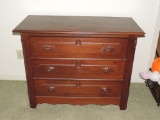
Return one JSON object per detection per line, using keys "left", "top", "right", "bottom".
{"left": 32, "top": 59, "right": 125, "bottom": 79}
{"left": 30, "top": 37, "right": 128, "bottom": 59}
{"left": 34, "top": 80, "right": 122, "bottom": 97}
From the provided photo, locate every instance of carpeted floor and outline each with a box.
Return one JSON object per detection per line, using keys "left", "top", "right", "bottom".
{"left": 0, "top": 80, "right": 160, "bottom": 120}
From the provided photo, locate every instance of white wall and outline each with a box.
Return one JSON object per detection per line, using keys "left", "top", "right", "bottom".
{"left": 148, "top": 2, "right": 160, "bottom": 68}
{"left": 0, "top": 0, "right": 159, "bottom": 82}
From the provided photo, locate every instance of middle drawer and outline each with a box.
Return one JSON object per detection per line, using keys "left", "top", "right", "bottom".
{"left": 32, "top": 59, "right": 125, "bottom": 79}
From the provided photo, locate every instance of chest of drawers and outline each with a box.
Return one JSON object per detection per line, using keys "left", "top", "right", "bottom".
{"left": 13, "top": 15, "right": 144, "bottom": 110}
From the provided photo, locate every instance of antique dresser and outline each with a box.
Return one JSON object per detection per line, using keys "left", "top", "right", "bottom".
{"left": 13, "top": 15, "right": 144, "bottom": 110}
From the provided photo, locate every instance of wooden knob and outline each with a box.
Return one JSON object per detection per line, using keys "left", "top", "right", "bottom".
{"left": 76, "top": 82, "right": 81, "bottom": 88}
{"left": 75, "top": 39, "right": 82, "bottom": 46}
{"left": 75, "top": 61, "right": 81, "bottom": 69}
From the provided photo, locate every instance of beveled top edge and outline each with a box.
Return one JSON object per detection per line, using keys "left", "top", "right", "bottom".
{"left": 13, "top": 15, "right": 145, "bottom": 37}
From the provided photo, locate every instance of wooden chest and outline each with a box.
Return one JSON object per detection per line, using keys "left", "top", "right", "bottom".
{"left": 13, "top": 15, "right": 144, "bottom": 110}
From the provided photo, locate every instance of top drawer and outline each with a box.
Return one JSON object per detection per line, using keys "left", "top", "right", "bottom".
{"left": 29, "top": 37, "right": 128, "bottom": 59}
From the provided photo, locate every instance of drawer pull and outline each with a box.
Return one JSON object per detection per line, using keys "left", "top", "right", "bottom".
{"left": 48, "top": 86, "right": 55, "bottom": 93}
{"left": 102, "top": 88, "right": 108, "bottom": 93}
{"left": 47, "top": 66, "right": 55, "bottom": 73}
{"left": 75, "top": 61, "right": 81, "bottom": 69}
{"left": 43, "top": 45, "right": 55, "bottom": 52}
{"left": 102, "top": 67, "right": 112, "bottom": 74}
{"left": 101, "top": 46, "right": 114, "bottom": 52}
{"left": 76, "top": 82, "right": 81, "bottom": 88}
{"left": 75, "top": 39, "right": 82, "bottom": 46}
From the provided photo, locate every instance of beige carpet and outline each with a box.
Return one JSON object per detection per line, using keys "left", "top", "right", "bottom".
{"left": 0, "top": 80, "right": 160, "bottom": 120}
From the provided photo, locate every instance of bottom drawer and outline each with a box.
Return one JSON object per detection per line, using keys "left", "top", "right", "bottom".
{"left": 34, "top": 80, "right": 122, "bottom": 97}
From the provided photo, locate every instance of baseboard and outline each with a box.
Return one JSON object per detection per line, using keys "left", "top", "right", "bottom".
{"left": 0, "top": 74, "right": 26, "bottom": 81}
{"left": 131, "top": 76, "right": 145, "bottom": 83}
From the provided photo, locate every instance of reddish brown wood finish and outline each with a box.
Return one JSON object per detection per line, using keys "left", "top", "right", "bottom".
{"left": 34, "top": 80, "right": 122, "bottom": 97}
{"left": 13, "top": 15, "right": 145, "bottom": 110}
{"left": 29, "top": 37, "right": 128, "bottom": 59}
{"left": 32, "top": 59, "right": 125, "bottom": 79}
{"left": 21, "top": 33, "right": 37, "bottom": 108}
{"left": 13, "top": 15, "right": 144, "bottom": 36}
{"left": 36, "top": 96, "right": 121, "bottom": 105}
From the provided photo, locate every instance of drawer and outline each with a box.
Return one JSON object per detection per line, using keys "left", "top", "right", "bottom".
{"left": 29, "top": 37, "right": 128, "bottom": 59}
{"left": 34, "top": 80, "right": 122, "bottom": 97}
{"left": 32, "top": 59, "right": 125, "bottom": 79}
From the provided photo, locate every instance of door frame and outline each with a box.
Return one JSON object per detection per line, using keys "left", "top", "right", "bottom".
{"left": 148, "top": 1, "right": 160, "bottom": 67}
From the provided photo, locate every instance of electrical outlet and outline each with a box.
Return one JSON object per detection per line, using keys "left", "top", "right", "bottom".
{"left": 16, "top": 50, "right": 23, "bottom": 59}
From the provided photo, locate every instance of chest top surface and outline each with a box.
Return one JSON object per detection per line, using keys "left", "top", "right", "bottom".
{"left": 13, "top": 15, "right": 144, "bottom": 36}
